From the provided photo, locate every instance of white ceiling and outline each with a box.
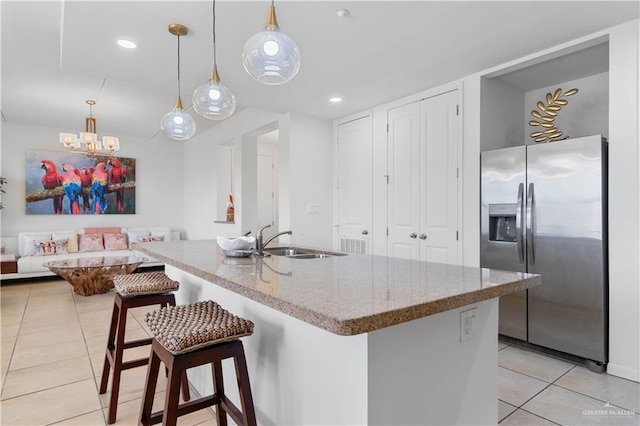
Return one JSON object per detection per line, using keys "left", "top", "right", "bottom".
{"left": 1, "top": 1, "right": 638, "bottom": 141}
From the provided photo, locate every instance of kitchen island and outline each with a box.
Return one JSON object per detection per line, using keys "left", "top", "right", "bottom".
{"left": 135, "top": 239, "right": 540, "bottom": 425}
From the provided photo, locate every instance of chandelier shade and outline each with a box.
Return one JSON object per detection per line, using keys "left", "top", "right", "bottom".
{"left": 192, "top": 0, "right": 236, "bottom": 121}
{"left": 242, "top": 2, "right": 300, "bottom": 85}
{"left": 161, "top": 100, "right": 197, "bottom": 141}
{"left": 161, "top": 23, "right": 197, "bottom": 141}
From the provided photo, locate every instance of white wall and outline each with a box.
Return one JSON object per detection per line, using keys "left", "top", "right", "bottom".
{"left": 461, "top": 76, "right": 481, "bottom": 267}
{"left": 287, "top": 113, "right": 334, "bottom": 249}
{"left": 607, "top": 19, "right": 639, "bottom": 382}
{"left": 480, "top": 76, "right": 524, "bottom": 151}
{"left": 183, "top": 108, "right": 333, "bottom": 249}
{"left": 0, "top": 122, "right": 184, "bottom": 237}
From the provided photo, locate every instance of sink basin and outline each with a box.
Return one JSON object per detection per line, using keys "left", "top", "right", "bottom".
{"left": 288, "top": 253, "right": 333, "bottom": 259}
{"left": 263, "top": 247, "right": 310, "bottom": 256}
{"left": 263, "top": 247, "right": 343, "bottom": 259}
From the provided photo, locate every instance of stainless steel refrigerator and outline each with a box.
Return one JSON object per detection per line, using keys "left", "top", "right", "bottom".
{"left": 480, "top": 134, "right": 608, "bottom": 368}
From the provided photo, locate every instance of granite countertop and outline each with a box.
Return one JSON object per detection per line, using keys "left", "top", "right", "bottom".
{"left": 134, "top": 239, "right": 541, "bottom": 336}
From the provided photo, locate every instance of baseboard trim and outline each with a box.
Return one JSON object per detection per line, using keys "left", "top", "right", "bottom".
{"left": 606, "top": 363, "right": 640, "bottom": 382}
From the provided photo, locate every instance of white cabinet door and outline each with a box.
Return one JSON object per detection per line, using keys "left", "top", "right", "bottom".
{"left": 419, "top": 90, "right": 460, "bottom": 264}
{"left": 387, "top": 102, "right": 421, "bottom": 260}
{"left": 386, "top": 91, "right": 460, "bottom": 263}
{"left": 337, "top": 116, "right": 372, "bottom": 253}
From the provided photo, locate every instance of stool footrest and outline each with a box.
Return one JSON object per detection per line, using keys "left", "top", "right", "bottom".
{"left": 219, "top": 395, "right": 246, "bottom": 426}
{"left": 123, "top": 338, "right": 153, "bottom": 350}
{"left": 147, "top": 395, "right": 218, "bottom": 425}
{"left": 121, "top": 358, "right": 149, "bottom": 370}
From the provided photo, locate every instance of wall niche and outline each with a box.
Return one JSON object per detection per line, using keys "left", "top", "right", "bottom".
{"left": 480, "top": 39, "right": 609, "bottom": 152}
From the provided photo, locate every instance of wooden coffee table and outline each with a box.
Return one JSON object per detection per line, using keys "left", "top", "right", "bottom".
{"left": 44, "top": 256, "right": 147, "bottom": 296}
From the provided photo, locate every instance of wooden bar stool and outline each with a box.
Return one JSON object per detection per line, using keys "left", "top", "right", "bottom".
{"left": 139, "top": 300, "right": 256, "bottom": 426}
{"left": 99, "top": 271, "right": 190, "bottom": 424}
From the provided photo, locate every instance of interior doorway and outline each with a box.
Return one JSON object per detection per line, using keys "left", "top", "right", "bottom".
{"left": 257, "top": 129, "right": 279, "bottom": 239}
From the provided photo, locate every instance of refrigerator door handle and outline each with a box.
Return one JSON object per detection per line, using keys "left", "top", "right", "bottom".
{"left": 526, "top": 182, "right": 535, "bottom": 265}
{"left": 516, "top": 182, "right": 525, "bottom": 263}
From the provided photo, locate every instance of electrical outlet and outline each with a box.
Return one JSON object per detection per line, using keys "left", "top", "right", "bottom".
{"left": 460, "top": 307, "right": 478, "bottom": 343}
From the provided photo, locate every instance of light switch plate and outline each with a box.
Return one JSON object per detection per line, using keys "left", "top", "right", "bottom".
{"left": 307, "top": 204, "right": 321, "bottom": 214}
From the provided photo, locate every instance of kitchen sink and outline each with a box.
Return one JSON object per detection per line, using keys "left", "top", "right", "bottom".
{"left": 288, "top": 253, "right": 333, "bottom": 259}
{"left": 263, "top": 247, "right": 310, "bottom": 256}
{"left": 263, "top": 247, "right": 344, "bottom": 259}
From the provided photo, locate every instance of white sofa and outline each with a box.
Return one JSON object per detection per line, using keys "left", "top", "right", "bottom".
{"left": 1, "top": 227, "right": 178, "bottom": 280}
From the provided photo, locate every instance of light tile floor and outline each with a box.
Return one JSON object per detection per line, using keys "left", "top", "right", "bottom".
{"left": 1, "top": 278, "right": 213, "bottom": 425}
{"left": 1, "top": 278, "right": 639, "bottom": 425}
{"left": 498, "top": 343, "right": 640, "bottom": 425}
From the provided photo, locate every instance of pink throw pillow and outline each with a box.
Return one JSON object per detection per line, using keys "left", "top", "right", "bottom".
{"left": 104, "top": 233, "right": 128, "bottom": 251}
{"left": 79, "top": 234, "right": 105, "bottom": 252}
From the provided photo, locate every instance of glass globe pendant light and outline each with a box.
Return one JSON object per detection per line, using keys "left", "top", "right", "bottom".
{"left": 193, "top": 0, "right": 236, "bottom": 120}
{"left": 242, "top": 0, "right": 300, "bottom": 85}
{"left": 161, "top": 23, "right": 196, "bottom": 141}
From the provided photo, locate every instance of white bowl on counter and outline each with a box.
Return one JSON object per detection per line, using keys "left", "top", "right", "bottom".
{"left": 216, "top": 236, "right": 255, "bottom": 258}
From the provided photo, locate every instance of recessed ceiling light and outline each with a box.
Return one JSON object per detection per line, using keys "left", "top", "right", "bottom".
{"left": 336, "top": 9, "right": 350, "bottom": 18}
{"left": 329, "top": 97, "right": 343, "bottom": 103}
{"left": 116, "top": 39, "right": 137, "bottom": 49}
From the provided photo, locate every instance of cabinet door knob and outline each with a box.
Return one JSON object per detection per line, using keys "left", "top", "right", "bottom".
{"left": 409, "top": 232, "right": 417, "bottom": 239}
{"left": 361, "top": 230, "right": 369, "bottom": 235}
{"left": 419, "top": 233, "right": 427, "bottom": 240}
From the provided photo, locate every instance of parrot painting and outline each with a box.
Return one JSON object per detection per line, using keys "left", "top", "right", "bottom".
{"left": 91, "top": 162, "right": 109, "bottom": 214}
{"left": 40, "top": 160, "right": 63, "bottom": 214}
{"left": 107, "top": 158, "right": 127, "bottom": 212}
{"left": 60, "top": 163, "right": 82, "bottom": 214}
{"left": 76, "top": 167, "right": 94, "bottom": 214}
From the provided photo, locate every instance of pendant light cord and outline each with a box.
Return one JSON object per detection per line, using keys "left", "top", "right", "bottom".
{"left": 212, "top": 0, "right": 217, "bottom": 67}
{"left": 176, "top": 32, "right": 182, "bottom": 101}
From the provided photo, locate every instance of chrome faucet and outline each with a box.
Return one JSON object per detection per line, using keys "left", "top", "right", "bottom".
{"left": 256, "top": 224, "right": 292, "bottom": 256}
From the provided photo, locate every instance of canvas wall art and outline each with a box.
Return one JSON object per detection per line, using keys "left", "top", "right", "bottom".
{"left": 25, "top": 149, "right": 136, "bottom": 215}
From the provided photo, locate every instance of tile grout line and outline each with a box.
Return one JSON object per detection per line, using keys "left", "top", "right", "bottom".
{"left": 1, "top": 283, "right": 32, "bottom": 393}
{"left": 501, "top": 406, "right": 563, "bottom": 425}
{"left": 74, "top": 287, "right": 110, "bottom": 425}
{"left": 498, "top": 348, "right": 576, "bottom": 424}
{"left": 551, "top": 365, "right": 640, "bottom": 413}
{"left": 501, "top": 365, "right": 579, "bottom": 425}
{"left": 499, "top": 364, "right": 576, "bottom": 384}
{"left": 551, "top": 381, "right": 640, "bottom": 414}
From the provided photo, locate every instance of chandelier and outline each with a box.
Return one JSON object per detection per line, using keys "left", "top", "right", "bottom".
{"left": 59, "top": 100, "right": 120, "bottom": 156}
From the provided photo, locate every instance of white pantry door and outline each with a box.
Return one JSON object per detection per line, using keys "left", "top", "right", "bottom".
{"left": 387, "top": 101, "right": 420, "bottom": 260}
{"left": 387, "top": 90, "right": 460, "bottom": 263}
{"left": 337, "top": 116, "right": 372, "bottom": 250}
{"left": 419, "top": 90, "right": 460, "bottom": 264}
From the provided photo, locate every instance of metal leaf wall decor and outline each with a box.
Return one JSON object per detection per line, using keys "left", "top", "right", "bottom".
{"left": 528, "top": 88, "right": 578, "bottom": 143}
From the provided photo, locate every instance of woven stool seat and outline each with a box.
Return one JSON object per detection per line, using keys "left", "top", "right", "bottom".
{"left": 145, "top": 300, "right": 254, "bottom": 355}
{"left": 113, "top": 271, "right": 179, "bottom": 296}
